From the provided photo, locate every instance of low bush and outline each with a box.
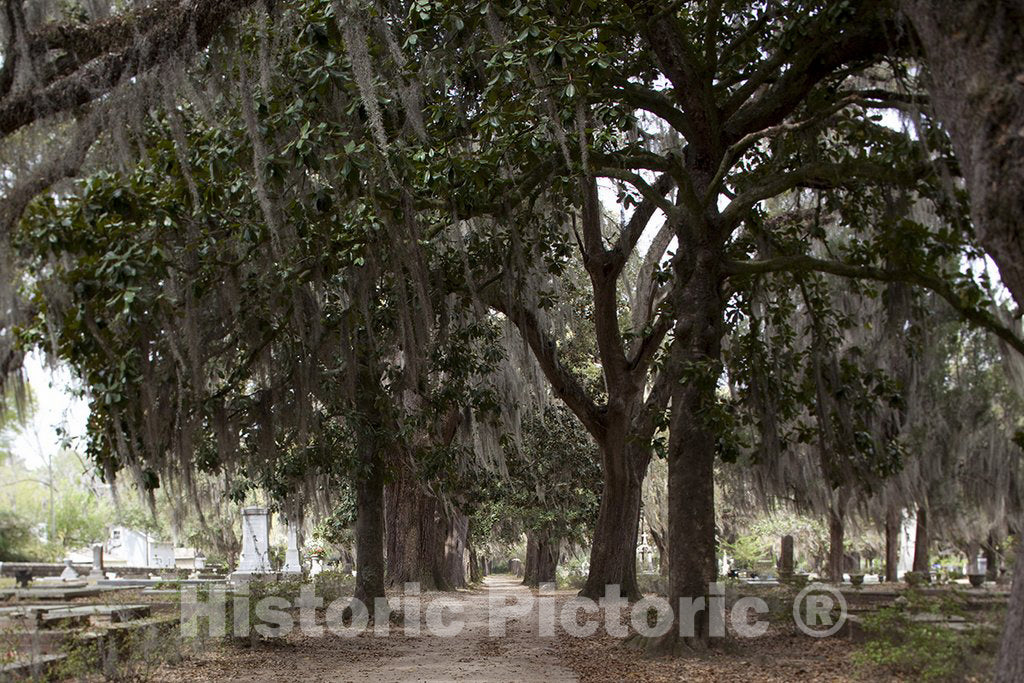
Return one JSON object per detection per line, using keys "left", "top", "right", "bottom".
{"left": 853, "top": 591, "right": 999, "bottom": 681}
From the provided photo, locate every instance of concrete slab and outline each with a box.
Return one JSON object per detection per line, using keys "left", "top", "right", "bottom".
{"left": 42, "top": 604, "right": 151, "bottom": 624}
{"left": 0, "top": 653, "right": 66, "bottom": 679}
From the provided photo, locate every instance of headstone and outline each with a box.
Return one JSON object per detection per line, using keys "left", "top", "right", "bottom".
{"left": 88, "top": 544, "right": 105, "bottom": 581}
{"left": 309, "top": 557, "right": 323, "bottom": 578}
{"left": 283, "top": 520, "right": 302, "bottom": 575}
{"left": 779, "top": 535, "right": 794, "bottom": 577}
{"left": 194, "top": 554, "right": 206, "bottom": 571}
{"left": 150, "top": 541, "right": 175, "bottom": 568}
{"left": 898, "top": 510, "right": 916, "bottom": 577}
{"left": 234, "top": 507, "right": 272, "bottom": 575}
{"left": 59, "top": 559, "right": 79, "bottom": 581}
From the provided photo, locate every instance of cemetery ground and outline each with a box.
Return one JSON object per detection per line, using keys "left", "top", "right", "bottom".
{"left": 1, "top": 573, "right": 1009, "bottom": 681}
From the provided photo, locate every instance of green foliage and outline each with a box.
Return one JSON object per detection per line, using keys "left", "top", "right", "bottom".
{"left": 55, "top": 621, "right": 188, "bottom": 682}
{"left": 313, "top": 569, "right": 356, "bottom": 604}
{"left": 720, "top": 534, "right": 771, "bottom": 571}
{"left": 0, "top": 510, "right": 35, "bottom": 561}
{"left": 853, "top": 592, "right": 997, "bottom": 681}
{"left": 472, "top": 404, "right": 601, "bottom": 550}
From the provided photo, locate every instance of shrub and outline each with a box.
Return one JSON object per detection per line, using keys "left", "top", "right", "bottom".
{"left": 556, "top": 566, "right": 587, "bottom": 590}
{"left": 313, "top": 569, "right": 355, "bottom": 604}
{"left": 853, "top": 592, "right": 996, "bottom": 681}
{"left": 636, "top": 573, "right": 666, "bottom": 596}
{"left": 0, "top": 511, "right": 36, "bottom": 562}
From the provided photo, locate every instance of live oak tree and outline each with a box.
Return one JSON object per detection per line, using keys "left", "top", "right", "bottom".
{"left": 894, "top": 3, "right": 1024, "bottom": 678}
{"left": 472, "top": 404, "right": 601, "bottom": 587}
{"left": 5, "top": 0, "right": 1024, "bottom": 664}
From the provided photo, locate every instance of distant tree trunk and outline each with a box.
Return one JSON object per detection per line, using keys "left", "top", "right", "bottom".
{"left": 913, "top": 506, "right": 930, "bottom": 575}
{"left": 443, "top": 508, "right": 469, "bottom": 589}
{"left": 523, "top": 530, "right": 557, "bottom": 587}
{"left": 884, "top": 506, "right": 900, "bottom": 582}
{"left": 650, "top": 527, "right": 669, "bottom": 576}
{"left": 984, "top": 534, "right": 999, "bottom": 581}
{"left": 828, "top": 506, "right": 845, "bottom": 584}
{"left": 965, "top": 541, "right": 982, "bottom": 574}
{"left": 536, "top": 534, "right": 557, "bottom": 585}
{"left": 468, "top": 545, "right": 480, "bottom": 584}
{"left": 522, "top": 534, "right": 538, "bottom": 586}
{"left": 385, "top": 469, "right": 449, "bottom": 590}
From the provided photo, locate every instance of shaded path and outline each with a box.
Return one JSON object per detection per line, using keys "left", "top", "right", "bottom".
{"left": 157, "top": 575, "right": 578, "bottom": 682}
{"left": 339, "top": 575, "right": 576, "bottom": 682}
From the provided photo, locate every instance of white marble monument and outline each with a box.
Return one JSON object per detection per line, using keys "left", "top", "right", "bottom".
{"left": 88, "top": 544, "right": 105, "bottom": 581}
{"left": 233, "top": 507, "right": 272, "bottom": 578}
{"left": 59, "top": 558, "right": 79, "bottom": 581}
{"left": 282, "top": 519, "right": 302, "bottom": 575}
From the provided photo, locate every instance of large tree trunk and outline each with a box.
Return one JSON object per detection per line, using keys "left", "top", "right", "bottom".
{"left": 996, "top": 541, "right": 1024, "bottom": 682}
{"left": 912, "top": 506, "right": 930, "bottom": 576}
{"left": 579, "top": 433, "right": 647, "bottom": 601}
{"left": 660, "top": 250, "right": 723, "bottom": 651}
{"left": 468, "top": 545, "right": 480, "bottom": 584}
{"left": 901, "top": 1, "right": 1024, "bottom": 305}
{"left": 903, "top": 7, "right": 1024, "bottom": 679}
{"left": 385, "top": 469, "right": 450, "bottom": 590}
{"left": 523, "top": 534, "right": 538, "bottom": 587}
{"left": 352, "top": 440, "right": 386, "bottom": 620}
{"left": 650, "top": 527, "right": 669, "bottom": 576}
{"left": 884, "top": 505, "right": 900, "bottom": 582}
{"left": 828, "top": 505, "right": 845, "bottom": 584}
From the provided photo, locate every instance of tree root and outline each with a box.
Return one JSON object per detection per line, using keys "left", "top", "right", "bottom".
{"left": 622, "top": 632, "right": 712, "bottom": 657}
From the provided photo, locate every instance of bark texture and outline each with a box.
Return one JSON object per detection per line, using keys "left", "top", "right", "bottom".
{"left": 995, "top": 542, "right": 1024, "bottom": 683}
{"left": 912, "top": 506, "right": 929, "bottom": 575}
{"left": 522, "top": 530, "right": 558, "bottom": 587}
{"left": 828, "top": 506, "right": 845, "bottom": 584}
{"left": 884, "top": 506, "right": 900, "bottom": 582}
{"left": 579, "top": 438, "right": 647, "bottom": 600}
{"left": 664, "top": 249, "right": 723, "bottom": 648}
{"left": 385, "top": 469, "right": 450, "bottom": 590}
{"left": 352, "top": 439, "right": 386, "bottom": 619}
{"left": 0, "top": 0, "right": 258, "bottom": 139}
{"left": 902, "top": 1, "right": 1024, "bottom": 304}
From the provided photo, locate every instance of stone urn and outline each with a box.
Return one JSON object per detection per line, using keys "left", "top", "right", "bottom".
{"left": 849, "top": 574, "right": 865, "bottom": 586}
{"left": 968, "top": 573, "right": 986, "bottom": 588}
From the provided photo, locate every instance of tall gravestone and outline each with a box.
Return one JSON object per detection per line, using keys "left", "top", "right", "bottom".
{"left": 282, "top": 519, "right": 302, "bottom": 575}
{"left": 88, "top": 544, "right": 105, "bottom": 581}
{"left": 234, "top": 507, "right": 272, "bottom": 577}
{"left": 779, "top": 535, "right": 795, "bottom": 577}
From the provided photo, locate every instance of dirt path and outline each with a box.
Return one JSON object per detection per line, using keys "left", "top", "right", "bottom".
{"left": 155, "top": 576, "right": 879, "bottom": 682}
{"left": 158, "top": 575, "right": 579, "bottom": 682}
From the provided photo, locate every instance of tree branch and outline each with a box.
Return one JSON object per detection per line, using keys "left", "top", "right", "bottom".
{"left": 723, "top": 255, "right": 1024, "bottom": 357}
{"left": 720, "top": 158, "right": 929, "bottom": 229}
{"left": 481, "top": 286, "right": 607, "bottom": 442}
{"left": 0, "top": 0, "right": 257, "bottom": 139}
{"left": 722, "top": 2, "right": 898, "bottom": 143}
